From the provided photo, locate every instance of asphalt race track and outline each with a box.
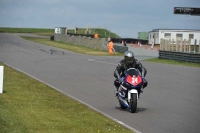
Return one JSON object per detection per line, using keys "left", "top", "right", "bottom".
{"left": 0, "top": 33, "right": 200, "bottom": 133}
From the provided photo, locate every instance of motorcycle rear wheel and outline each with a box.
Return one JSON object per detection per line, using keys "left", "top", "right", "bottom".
{"left": 129, "top": 93, "right": 137, "bottom": 113}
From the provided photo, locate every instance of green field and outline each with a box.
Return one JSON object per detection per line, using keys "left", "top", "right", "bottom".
{"left": 0, "top": 27, "right": 54, "bottom": 33}
{"left": 0, "top": 27, "right": 120, "bottom": 38}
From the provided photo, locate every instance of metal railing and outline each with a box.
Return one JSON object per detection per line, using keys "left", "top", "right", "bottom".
{"left": 159, "top": 50, "right": 200, "bottom": 63}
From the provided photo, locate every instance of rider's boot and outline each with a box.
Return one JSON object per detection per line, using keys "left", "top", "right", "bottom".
{"left": 114, "top": 86, "right": 119, "bottom": 97}
{"left": 142, "top": 80, "right": 148, "bottom": 93}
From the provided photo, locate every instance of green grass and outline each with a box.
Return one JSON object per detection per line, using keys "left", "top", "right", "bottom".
{"left": 0, "top": 63, "right": 133, "bottom": 133}
{"left": 0, "top": 27, "right": 120, "bottom": 38}
{"left": 144, "top": 58, "right": 200, "bottom": 68}
{"left": 20, "top": 36, "right": 123, "bottom": 56}
{"left": 0, "top": 27, "right": 54, "bottom": 33}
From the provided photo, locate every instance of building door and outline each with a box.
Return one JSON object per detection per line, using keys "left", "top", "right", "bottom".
{"left": 154, "top": 33, "right": 157, "bottom": 44}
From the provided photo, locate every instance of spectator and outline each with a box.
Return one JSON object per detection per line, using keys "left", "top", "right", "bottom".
{"left": 108, "top": 38, "right": 114, "bottom": 54}
{"left": 122, "top": 40, "right": 124, "bottom": 46}
{"left": 124, "top": 41, "right": 127, "bottom": 46}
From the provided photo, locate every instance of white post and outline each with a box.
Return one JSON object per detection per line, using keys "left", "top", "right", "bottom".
{"left": 176, "top": 39, "right": 178, "bottom": 52}
{"left": 161, "top": 38, "right": 164, "bottom": 50}
{"left": 165, "top": 40, "right": 167, "bottom": 51}
{"left": 168, "top": 39, "right": 171, "bottom": 51}
{"left": 160, "top": 39, "right": 162, "bottom": 50}
{"left": 180, "top": 39, "right": 182, "bottom": 52}
{"left": 183, "top": 39, "right": 186, "bottom": 52}
{"left": 166, "top": 40, "right": 169, "bottom": 51}
{"left": 199, "top": 40, "right": 200, "bottom": 54}
{"left": 0, "top": 66, "right": 4, "bottom": 93}
{"left": 160, "top": 38, "right": 163, "bottom": 50}
{"left": 189, "top": 40, "right": 191, "bottom": 53}
{"left": 162, "top": 39, "right": 164, "bottom": 50}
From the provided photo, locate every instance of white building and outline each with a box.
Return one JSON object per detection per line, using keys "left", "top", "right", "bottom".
{"left": 148, "top": 29, "right": 200, "bottom": 45}
{"left": 55, "top": 27, "right": 67, "bottom": 34}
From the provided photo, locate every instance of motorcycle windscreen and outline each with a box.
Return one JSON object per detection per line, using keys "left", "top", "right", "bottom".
{"left": 126, "top": 68, "right": 139, "bottom": 76}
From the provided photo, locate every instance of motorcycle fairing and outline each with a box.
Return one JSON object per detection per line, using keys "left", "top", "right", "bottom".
{"left": 126, "top": 75, "right": 142, "bottom": 86}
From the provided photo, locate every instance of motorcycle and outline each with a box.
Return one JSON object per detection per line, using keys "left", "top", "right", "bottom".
{"left": 115, "top": 68, "right": 146, "bottom": 113}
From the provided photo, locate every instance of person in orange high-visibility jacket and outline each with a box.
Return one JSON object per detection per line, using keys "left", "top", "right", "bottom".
{"left": 107, "top": 38, "right": 114, "bottom": 54}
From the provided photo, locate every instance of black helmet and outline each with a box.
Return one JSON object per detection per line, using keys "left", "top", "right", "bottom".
{"left": 124, "top": 51, "right": 135, "bottom": 64}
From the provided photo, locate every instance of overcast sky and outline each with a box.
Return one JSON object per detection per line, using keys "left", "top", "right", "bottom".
{"left": 0, "top": 0, "right": 199, "bottom": 38}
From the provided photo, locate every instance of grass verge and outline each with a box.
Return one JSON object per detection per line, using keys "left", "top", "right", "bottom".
{"left": 144, "top": 58, "right": 200, "bottom": 68}
{"left": 20, "top": 36, "right": 123, "bottom": 56}
{"left": 21, "top": 36, "right": 199, "bottom": 68}
{"left": 0, "top": 63, "right": 133, "bottom": 133}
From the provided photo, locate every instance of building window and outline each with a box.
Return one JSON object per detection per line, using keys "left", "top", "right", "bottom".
{"left": 150, "top": 34, "right": 151, "bottom": 39}
{"left": 164, "top": 33, "right": 171, "bottom": 38}
{"left": 189, "top": 34, "right": 194, "bottom": 39}
{"left": 157, "top": 33, "right": 158, "bottom": 38}
{"left": 176, "top": 34, "right": 183, "bottom": 39}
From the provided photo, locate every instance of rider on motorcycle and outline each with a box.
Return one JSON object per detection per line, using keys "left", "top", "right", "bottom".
{"left": 114, "top": 51, "right": 148, "bottom": 96}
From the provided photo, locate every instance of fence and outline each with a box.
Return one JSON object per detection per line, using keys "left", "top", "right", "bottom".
{"left": 159, "top": 39, "right": 200, "bottom": 63}
{"left": 160, "top": 39, "right": 200, "bottom": 53}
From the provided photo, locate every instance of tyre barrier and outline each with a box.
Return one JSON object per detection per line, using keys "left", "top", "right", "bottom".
{"left": 114, "top": 45, "right": 128, "bottom": 53}
{"left": 159, "top": 50, "right": 200, "bottom": 63}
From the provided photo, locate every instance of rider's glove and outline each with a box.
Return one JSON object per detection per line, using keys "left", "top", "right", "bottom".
{"left": 118, "top": 77, "right": 123, "bottom": 83}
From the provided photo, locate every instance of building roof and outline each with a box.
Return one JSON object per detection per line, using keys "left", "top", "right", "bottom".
{"left": 150, "top": 29, "right": 200, "bottom": 32}
{"left": 55, "top": 27, "right": 67, "bottom": 28}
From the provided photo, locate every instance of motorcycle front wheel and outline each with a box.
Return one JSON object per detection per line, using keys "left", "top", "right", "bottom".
{"left": 129, "top": 93, "right": 137, "bottom": 113}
